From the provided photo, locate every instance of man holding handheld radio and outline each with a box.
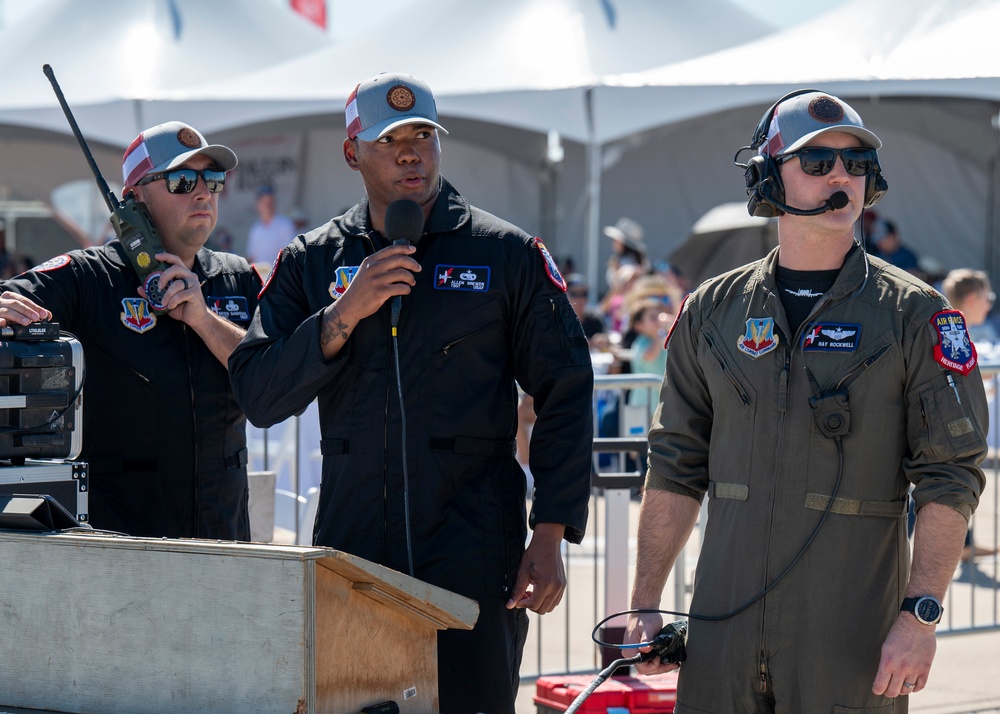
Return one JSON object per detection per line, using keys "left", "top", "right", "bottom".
{"left": 625, "top": 91, "right": 988, "bottom": 712}
{"left": 0, "top": 121, "right": 261, "bottom": 540}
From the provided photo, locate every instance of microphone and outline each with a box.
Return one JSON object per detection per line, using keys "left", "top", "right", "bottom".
{"left": 384, "top": 200, "right": 424, "bottom": 327}
{"left": 760, "top": 182, "right": 850, "bottom": 216}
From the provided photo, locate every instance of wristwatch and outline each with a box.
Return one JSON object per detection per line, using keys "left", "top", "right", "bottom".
{"left": 900, "top": 595, "right": 943, "bottom": 625}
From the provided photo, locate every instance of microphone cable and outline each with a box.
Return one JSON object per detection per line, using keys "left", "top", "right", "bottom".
{"left": 390, "top": 290, "right": 415, "bottom": 578}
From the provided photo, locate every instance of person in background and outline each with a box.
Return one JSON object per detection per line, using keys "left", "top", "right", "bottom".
{"left": 229, "top": 72, "right": 593, "bottom": 712}
{"left": 245, "top": 184, "right": 297, "bottom": 273}
{"left": 625, "top": 90, "right": 987, "bottom": 711}
{"left": 566, "top": 272, "right": 606, "bottom": 343}
{"left": 603, "top": 216, "right": 648, "bottom": 291}
{"left": 942, "top": 267, "right": 1000, "bottom": 563}
{"left": 0, "top": 121, "right": 260, "bottom": 539}
{"left": 871, "top": 218, "right": 920, "bottom": 273}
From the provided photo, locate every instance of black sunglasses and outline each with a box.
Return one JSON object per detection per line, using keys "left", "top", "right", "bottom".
{"left": 777, "top": 147, "right": 877, "bottom": 177}
{"left": 137, "top": 167, "right": 227, "bottom": 194}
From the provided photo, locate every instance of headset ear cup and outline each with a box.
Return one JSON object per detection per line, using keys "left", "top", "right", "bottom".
{"left": 745, "top": 156, "right": 783, "bottom": 218}
{"left": 864, "top": 167, "right": 888, "bottom": 208}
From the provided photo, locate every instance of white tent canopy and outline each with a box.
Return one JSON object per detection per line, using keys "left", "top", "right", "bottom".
{"left": 171, "top": 0, "right": 773, "bottom": 142}
{"left": 0, "top": 0, "right": 329, "bottom": 147}
{"left": 590, "top": 0, "right": 1000, "bottom": 282}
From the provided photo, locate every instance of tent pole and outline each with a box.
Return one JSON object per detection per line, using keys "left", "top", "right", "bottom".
{"left": 584, "top": 87, "right": 601, "bottom": 298}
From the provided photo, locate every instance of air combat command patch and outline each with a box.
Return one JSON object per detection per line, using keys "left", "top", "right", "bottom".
{"left": 738, "top": 317, "right": 779, "bottom": 358}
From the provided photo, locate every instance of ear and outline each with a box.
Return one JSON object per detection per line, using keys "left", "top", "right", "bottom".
{"left": 343, "top": 138, "right": 360, "bottom": 171}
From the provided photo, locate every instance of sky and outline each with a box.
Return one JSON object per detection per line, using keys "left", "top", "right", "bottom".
{"left": 1, "top": 0, "right": 847, "bottom": 37}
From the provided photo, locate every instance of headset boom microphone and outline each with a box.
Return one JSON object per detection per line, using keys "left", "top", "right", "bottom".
{"left": 759, "top": 186, "right": 850, "bottom": 217}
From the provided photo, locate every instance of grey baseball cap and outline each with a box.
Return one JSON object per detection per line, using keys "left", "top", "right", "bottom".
{"left": 760, "top": 91, "right": 881, "bottom": 157}
{"left": 122, "top": 121, "right": 237, "bottom": 187}
{"left": 345, "top": 72, "right": 448, "bottom": 142}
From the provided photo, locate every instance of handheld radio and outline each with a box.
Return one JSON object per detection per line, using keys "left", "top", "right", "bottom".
{"left": 42, "top": 64, "right": 170, "bottom": 311}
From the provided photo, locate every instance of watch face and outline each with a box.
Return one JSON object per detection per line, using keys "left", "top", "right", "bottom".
{"left": 915, "top": 596, "right": 942, "bottom": 624}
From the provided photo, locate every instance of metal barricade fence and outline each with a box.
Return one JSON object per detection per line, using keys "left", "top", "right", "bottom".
{"left": 519, "top": 368, "right": 1000, "bottom": 681}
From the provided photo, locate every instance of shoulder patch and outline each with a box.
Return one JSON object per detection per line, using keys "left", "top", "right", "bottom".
{"left": 931, "top": 309, "right": 977, "bottom": 375}
{"left": 664, "top": 294, "right": 688, "bottom": 348}
{"left": 257, "top": 251, "right": 282, "bottom": 300}
{"left": 533, "top": 237, "right": 566, "bottom": 292}
{"left": 32, "top": 255, "right": 72, "bottom": 272}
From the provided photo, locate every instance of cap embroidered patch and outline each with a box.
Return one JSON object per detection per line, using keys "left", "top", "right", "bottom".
{"left": 177, "top": 127, "right": 201, "bottom": 148}
{"left": 434, "top": 265, "right": 490, "bottom": 292}
{"left": 32, "top": 255, "right": 72, "bottom": 272}
{"left": 808, "top": 96, "right": 845, "bottom": 123}
{"left": 931, "top": 310, "right": 977, "bottom": 375}
{"left": 120, "top": 297, "right": 156, "bottom": 333}
{"left": 387, "top": 85, "right": 416, "bottom": 111}
{"left": 328, "top": 266, "right": 359, "bottom": 300}
{"left": 802, "top": 323, "right": 861, "bottom": 351}
{"left": 737, "top": 317, "right": 779, "bottom": 358}
{"left": 208, "top": 296, "right": 251, "bottom": 323}
{"left": 534, "top": 237, "right": 566, "bottom": 291}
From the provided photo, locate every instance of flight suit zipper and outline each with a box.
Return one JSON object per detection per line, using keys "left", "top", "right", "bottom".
{"left": 182, "top": 324, "right": 200, "bottom": 535}
{"left": 703, "top": 333, "right": 751, "bottom": 406}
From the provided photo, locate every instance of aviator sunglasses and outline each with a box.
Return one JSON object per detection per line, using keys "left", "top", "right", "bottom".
{"left": 137, "top": 167, "right": 227, "bottom": 194}
{"left": 776, "top": 147, "right": 877, "bottom": 177}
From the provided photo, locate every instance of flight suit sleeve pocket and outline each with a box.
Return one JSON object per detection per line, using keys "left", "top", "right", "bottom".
{"left": 912, "top": 376, "right": 986, "bottom": 461}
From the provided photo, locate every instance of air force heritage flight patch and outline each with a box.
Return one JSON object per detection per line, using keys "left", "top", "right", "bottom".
{"left": 533, "top": 237, "right": 566, "bottom": 291}
{"left": 931, "top": 310, "right": 978, "bottom": 375}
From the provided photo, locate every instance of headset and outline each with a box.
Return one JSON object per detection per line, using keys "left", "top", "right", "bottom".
{"left": 735, "top": 89, "right": 888, "bottom": 217}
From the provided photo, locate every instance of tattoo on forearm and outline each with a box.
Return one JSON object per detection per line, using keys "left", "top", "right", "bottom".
{"left": 321, "top": 307, "right": 349, "bottom": 345}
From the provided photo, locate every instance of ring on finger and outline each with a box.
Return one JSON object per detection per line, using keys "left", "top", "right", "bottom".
{"left": 180, "top": 278, "right": 189, "bottom": 291}
{"left": 903, "top": 682, "right": 915, "bottom": 688}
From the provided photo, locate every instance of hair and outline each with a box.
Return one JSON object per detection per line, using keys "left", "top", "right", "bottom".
{"left": 942, "top": 268, "right": 991, "bottom": 308}
{"left": 629, "top": 297, "right": 668, "bottom": 331}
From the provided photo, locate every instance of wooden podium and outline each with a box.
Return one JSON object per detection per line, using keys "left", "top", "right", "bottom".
{"left": 0, "top": 532, "right": 478, "bottom": 713}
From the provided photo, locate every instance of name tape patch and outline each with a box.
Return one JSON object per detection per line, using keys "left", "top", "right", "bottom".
{"left": 434, "top": 265, "right": 490, "bottom": 292}
{"left": 208, "top": 296, "right": 251, "bottom": 323}
{"left": 802, "top": 323, "right": 861, "bottom": 352}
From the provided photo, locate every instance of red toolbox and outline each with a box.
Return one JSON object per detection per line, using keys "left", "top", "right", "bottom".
{"left": 534, "top": 673, "right": 678, "bottom": 713}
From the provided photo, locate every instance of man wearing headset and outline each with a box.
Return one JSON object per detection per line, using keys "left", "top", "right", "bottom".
{"left": 0, "top": 121, "right": 261, "bottom": 540}
{"left": 624, "top": 91, "right": 987, "bottom": 713}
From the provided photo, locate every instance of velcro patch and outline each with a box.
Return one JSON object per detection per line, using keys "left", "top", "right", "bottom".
{"left": 258, "top": 252, "right": 282, "bottom": 299}
{"left": 737, "top": 317, "right": 779, "bottom": 358}
{"left": 327, "top": 265, "right": 359, "bottom": 301}
{"left": 434, "top": 265, "right": 490, "bottom": 292}
{"left": 32, "top": 255, "right": 72, "bottom": 272}
{"left": 534, "top": 237, "right": 566, "bottom": 291}
{"left": 931, "top": 310, "right": 977, "bottom": 375}
{"left": 208, "top": 296, "right": 251, "bottom": 323}
{"left": 802, "top": 323, "right": 861, "bottom": 351}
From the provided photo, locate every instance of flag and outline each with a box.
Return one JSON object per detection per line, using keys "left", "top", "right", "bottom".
{"left": 290, "top": 0, "right": 326, "bottom": 29}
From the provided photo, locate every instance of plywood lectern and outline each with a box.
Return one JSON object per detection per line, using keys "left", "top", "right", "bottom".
{"left": 0, "top": 532, "right": 478, "bottom": 714}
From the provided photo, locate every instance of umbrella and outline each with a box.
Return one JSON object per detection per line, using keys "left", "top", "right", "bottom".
{"left": 668, "top": 202, "right": 777, "bottom": 287}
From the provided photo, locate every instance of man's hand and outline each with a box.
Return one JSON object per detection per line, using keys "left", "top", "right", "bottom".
{"left": 139, "top": 253, "right": 207, "bottom": 327}
{"left": 0, "top": 291, "right": 52, "bottom": 327}
{"left": 872, "top": 614, "right": 936, "bottom": 697}
{"left": 506, "top": 522, "right": 566, "bottom": 614}
{"left": 624, "top": 611, "right": 681, "bottom": 675}
{"left": 320, "top": 243, "right": 420, "bottom": 358}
